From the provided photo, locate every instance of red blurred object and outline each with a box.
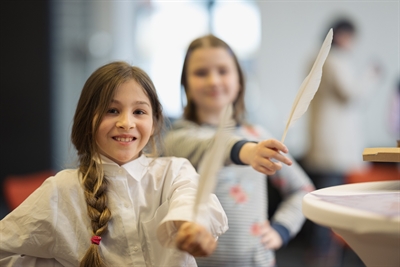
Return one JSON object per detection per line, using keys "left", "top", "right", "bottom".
{"left": 346, "top": 163, "right": 399, "bottom": 184}
{"left": 4, "top": 170, "right": 55, "bottom": 210}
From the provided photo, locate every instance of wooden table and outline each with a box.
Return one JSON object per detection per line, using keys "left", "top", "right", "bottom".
{"left": 303, "top": 180, "right": 400, "bottom": 267}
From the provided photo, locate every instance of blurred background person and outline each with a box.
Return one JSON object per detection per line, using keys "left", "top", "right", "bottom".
{"left": 163, "top": 34, "right": 314, "bottom": 267}
{"left": 301, "top": 17, "right": 381, "bottom": 266}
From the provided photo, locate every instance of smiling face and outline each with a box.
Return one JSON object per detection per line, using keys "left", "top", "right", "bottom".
{"left": 96, "top": 79, "right": 154, "bottom": 165}
{"left": 186, "top": 47, "right": 241, "bottom": 124}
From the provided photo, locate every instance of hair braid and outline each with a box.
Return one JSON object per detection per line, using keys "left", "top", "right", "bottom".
{"left": 79, "top": 160, "right": 111, "bottom": 267}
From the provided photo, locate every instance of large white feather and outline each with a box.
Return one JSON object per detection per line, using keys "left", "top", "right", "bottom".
{"left": 193, "top": 104, "right": 233, "bottom": 220}
{"left": 281, "top": 28, "right": 333, "bottom": 143}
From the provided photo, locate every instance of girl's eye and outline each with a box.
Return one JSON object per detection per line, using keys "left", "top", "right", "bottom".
{"left": 134, "top": 110, "right": 145, "bottom": 115}
{"left": 219, "top": 68, "right": 228, "bottom": 75}
{"left": 194, "top": 69, "right": 207, "bottom": 77}
{"left": 107, "top": 108, "right": 118, "bottom": 114}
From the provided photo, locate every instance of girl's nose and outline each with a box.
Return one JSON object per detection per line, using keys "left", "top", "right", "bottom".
{"left": 116, "top": 113, "right": 135, "bottom": 129}
{"left": 207, "top": 72, "right": 220, "bottom": 86}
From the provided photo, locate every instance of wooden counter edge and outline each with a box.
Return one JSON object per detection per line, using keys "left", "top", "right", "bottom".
{"left": 362, "top": 147, "right": 400, "bottom": 163}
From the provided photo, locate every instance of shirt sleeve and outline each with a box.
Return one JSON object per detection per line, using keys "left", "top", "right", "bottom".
{"left": 270, "top": 222, "right": 291, "bottom": 246}
{"left": 163, "top": 123, "right": 242, "bottom": 169}
{"left": 156, "top": 158, "right": 228, "bottom": 248}
{"left": 0, "top": 178, "right": 58, "bottom": 262}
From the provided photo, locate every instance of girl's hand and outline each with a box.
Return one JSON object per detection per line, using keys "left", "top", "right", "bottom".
{"left": 239, "top": 139, "right": 293, "bottom": 175}
{"left": 260, "top": 221, "right": 283, "bottom": 250}
{"left": 175, "top": 221, "right": 217, "bottom": 257}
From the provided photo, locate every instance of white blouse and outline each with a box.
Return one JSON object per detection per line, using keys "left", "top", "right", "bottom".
{"left": 0, "top": 155, "right": 228, "bottom": 267}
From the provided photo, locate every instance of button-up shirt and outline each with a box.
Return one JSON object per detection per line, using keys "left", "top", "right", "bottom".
{"left": 0, "top": 155, "right": 228, "bottom": 266}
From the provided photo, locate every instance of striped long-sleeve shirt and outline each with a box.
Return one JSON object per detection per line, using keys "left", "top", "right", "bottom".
{"left": 163, "top": 119, "right": 314, "bottom": 267}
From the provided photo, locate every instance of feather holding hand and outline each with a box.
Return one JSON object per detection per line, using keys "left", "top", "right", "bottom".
{"left": 281, "top": 28, "right": 333, "bottom": 143}
{"left": 193, "top": 104, "right": 233, "bottom": 221}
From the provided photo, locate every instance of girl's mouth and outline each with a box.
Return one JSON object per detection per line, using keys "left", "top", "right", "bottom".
{"left": 113, "top": 137, "right": 136, "bottom": 142}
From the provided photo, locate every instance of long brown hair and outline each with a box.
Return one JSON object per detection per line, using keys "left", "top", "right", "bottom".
{"left": 71, "top": 61, "right": 164, "bottom": 267}
{"left": 180, "top": 34, "right": 247, "bottom": 124}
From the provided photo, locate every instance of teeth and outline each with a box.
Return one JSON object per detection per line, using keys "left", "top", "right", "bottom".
{"left": 115, "top": 137, "right": 133, "bottom": 142}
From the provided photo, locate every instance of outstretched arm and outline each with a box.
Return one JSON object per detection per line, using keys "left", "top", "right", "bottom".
{"left": 165, "top": 124, "right": 292, "bottom": 176}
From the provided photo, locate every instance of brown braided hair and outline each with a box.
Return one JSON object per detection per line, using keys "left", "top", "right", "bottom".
{"left": 71, "top": 61, "right": 164, "bottom": 267}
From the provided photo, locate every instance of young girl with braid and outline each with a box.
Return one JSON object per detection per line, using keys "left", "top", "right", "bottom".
{"left": 0, "top": 61, "right": 228, "bottom": 267}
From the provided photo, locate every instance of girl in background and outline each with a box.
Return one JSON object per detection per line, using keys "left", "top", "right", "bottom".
{"left": 0, "top": 61, "right": 228, "bottom": 267}
{"left": 163, "top": 35, "right": 314, "bottom": 267}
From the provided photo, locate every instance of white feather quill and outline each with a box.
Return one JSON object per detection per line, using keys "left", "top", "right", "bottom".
{"left": 193, "top": 104, "right": 233, "bottom": 220}
{"left": 281, "top": 28, "right": 333, "bottom": 143}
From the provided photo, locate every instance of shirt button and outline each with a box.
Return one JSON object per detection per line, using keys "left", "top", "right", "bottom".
{"left": 133, "top": 246, "right": 139, "bottom": 252}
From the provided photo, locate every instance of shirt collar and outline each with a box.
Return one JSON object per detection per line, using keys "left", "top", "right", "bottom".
{"left": 99, "top": 154, "right": 148, "bottom": 182}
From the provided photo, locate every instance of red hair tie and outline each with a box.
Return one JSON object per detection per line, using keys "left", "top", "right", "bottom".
{"left": 91, "top": 236, "right": 101, "bottom": 245}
